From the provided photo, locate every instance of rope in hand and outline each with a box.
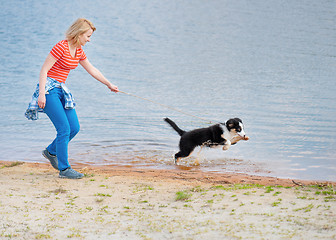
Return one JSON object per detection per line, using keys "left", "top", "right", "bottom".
{"left": 118, "top": 90, "right": 218, "bottom": 124}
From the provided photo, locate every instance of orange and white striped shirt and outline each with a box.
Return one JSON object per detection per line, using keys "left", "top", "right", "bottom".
{"left": 47, "top": 40, "right": 87, "bottom": 83}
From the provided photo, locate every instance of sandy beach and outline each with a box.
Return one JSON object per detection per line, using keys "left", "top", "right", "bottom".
{"left": 0, "top": 161, "right": 335, "bottom": 239}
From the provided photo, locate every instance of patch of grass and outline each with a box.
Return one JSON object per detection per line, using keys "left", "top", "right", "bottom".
{"left": 175, "top": 191, "right": 192, "bottom": 201}
{"left": 145, "top": 186, "right": 154, "bottom": 190}
{"left": 313, "top": 185, "right": 335, "bottom": 202}
{"left": 2, "top": 161, "right": 24, "bottom": 168}
{"left": 100, "top": 205, "right": 109, "bottom": 213}
{"left": 133, "top": 184, "right": 154, "bottom": 193}
{"left": 95, "top": 193, "right": 112, "bottom": 197}
{"left": 321, "top": 189, "right": 336, "bottom": 196}
{"left": 65, "top": 201, "right": 75, "bottom": 206}
{"left": 265, "top": 186, "right": 274, "bottom": 193}
{"left": 324, "top": 196, "right": 335, "bottom": 202}
{"left": 67, "top": 233, "right": 82, "bottom": 238}
{"left": 84, "top": 173, "right": 95, "bottom": 178}
{"left": 50, "top": 187, "right": 67, "bottom": 195}
{"left": 294, "top": 204, "right": 314, "bottom": 212}
{"left": 212, "top": 185, "right": 226, "bottom": 190}
{"left": 212, "top": 184, "right": 264, "bottom": 191}
{"left": 35, "top": 233, "right": 51, "bottom": 239}
{"left": 191, "top": 186, "right": 206, "bottom": 192}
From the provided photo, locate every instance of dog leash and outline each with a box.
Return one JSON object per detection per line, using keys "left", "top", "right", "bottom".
{"left": 118, "top": 90, "right": 219, "bottom": 124}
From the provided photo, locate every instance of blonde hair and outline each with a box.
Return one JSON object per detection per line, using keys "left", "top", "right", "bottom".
{"left": 66, "top": 18, "right": 96, "bottom": 47}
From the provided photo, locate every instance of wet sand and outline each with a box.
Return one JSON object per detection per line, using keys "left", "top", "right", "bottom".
{"left": 0, "top": 161, "right": 335, "bottom": 239}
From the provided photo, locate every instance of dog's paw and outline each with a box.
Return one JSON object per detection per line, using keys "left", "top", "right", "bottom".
{"left": 222, "top": 145, "right": 230, "bottom": 151}
{"left": 193, "top": 159, "right": 200, "bottom": 166}
{"left": 243, "top": 136, "right": 249, "bottom": 141}
{"left": 222, "top": 140, "right": 231, "bottom": 151}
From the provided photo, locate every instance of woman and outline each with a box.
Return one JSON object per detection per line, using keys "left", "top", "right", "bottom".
{"left": 25, "top": 18, "right": 118, "bottom": 179}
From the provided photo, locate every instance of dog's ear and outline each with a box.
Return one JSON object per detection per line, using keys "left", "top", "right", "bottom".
{"left": 226, "top": 119, "right": 235, "bottom": 129}
{"left": 234, "top": 118, "right": 242, "bottom": 123}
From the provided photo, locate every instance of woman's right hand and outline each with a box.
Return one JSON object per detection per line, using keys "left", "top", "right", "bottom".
{"left": 37, "top": 53, "right": 57, "bottom": 109}
{"left": 38, "top": 94, "right": 46, "bottom": 109}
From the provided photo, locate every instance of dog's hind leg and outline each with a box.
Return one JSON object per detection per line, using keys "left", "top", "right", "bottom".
{"left": 174, "top": 148, "right": 193, "bottom": 165}
{"left": 174, "top": 152, "right": 185, "bottom": 165}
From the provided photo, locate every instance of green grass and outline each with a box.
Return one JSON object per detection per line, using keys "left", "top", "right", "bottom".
{"left": 95, "top": 193, "right": 112, "bottom": 197}
{"left": 212, "top": 184, "right": 264, "bottom": 191}
{"left": 175, "top": 191, "right": 192, "bottom": 201}
{"left": 265, "top": 186, "right": 274, "bottom": 193}
{"left": 294, "top": 204, "right": 314, "bottom": 212}
{"left": 2, "top": 161, "right": 24, "bottom": 168}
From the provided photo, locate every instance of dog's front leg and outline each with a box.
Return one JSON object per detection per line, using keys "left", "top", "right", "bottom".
{"left": 222, "top": 140, "right": 231, "bottom": 151}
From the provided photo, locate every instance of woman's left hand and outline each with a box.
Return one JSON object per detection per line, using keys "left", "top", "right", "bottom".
{"left": 107, "top": 82, "right": 119, "bottom": 93}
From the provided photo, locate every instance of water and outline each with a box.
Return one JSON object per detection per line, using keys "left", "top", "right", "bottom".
{"left": 1, "top": 0, "right": 335, "bottom": 181}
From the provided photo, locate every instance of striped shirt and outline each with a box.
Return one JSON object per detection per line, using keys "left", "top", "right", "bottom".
{"left": 47, "top": 40, "right": 87, "bottom": 83}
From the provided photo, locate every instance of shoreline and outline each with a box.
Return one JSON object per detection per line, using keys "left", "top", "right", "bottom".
{"left": 2, "top": 160, "right": 334, "bottom": 187}
{"left": 77, "top": 163, "right": 335, "bottom": 187}
{"left": 1, "top": 161, "right": 335, "bottom": 239}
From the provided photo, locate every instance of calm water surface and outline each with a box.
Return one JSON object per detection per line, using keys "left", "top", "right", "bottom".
{"left": 1, "top": 0, "right": 335, "bottom": 181}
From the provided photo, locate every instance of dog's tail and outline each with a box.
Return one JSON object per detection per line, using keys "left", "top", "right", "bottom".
{"left": 164, "top": 118, "right": 186, "bottom": 136}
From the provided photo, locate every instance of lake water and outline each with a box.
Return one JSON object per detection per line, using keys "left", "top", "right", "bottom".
{"left": 1, "top": 0, "right": 335, "bottom": 181}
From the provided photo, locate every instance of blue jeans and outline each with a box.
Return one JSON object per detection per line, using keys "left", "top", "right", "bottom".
{"left": 43, "top": 87, "right": 80, "bottom": 171}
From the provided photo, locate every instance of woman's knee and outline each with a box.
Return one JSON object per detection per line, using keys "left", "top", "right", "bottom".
{"left": 70, "top": 123, "right": 80, "bottom": 137}
{"left": 66, "top": 109, "right": 80, "bottom": 138}
{"left": 57, "top": 123, "right": 71, "bottom": 139}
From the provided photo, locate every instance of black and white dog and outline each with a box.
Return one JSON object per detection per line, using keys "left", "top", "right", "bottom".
{"left": 164, "top": 118, "right": 249, "bottom": 164}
